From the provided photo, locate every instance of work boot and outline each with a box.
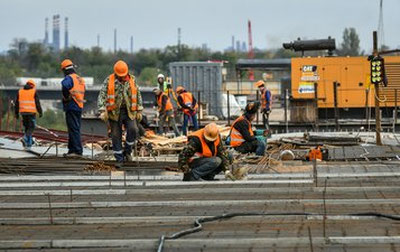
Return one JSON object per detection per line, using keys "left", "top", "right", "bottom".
{"left": 182, "top": 172, "right": 196, "bottom": 181}
{"left": 201, "top": 174, "right": 219, "bottom": 181}
{"left": 124, "top": 152, "right": 132, "bottom": 162}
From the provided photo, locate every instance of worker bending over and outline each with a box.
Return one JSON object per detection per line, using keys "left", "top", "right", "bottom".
{"left": 15, "top": 80, "right": 43, "bottom": 149}
{"left": 153, "top": 88, "right": 180, "bottom": 136}
{"left": 98, "top": 60, "right": 143, "bottom": 166}
{"left": 229, "top": 101, "right": 266, "bottom": 156}
{"left": 256, "top": 80, "right": 272, "bottom": 131}
{"left": 178, "top": 123, "right": 231, "bottom": 181}
{"left": 176, "top": 86, "right": 198, "bottom": 135}
{"left": 60, "top": 59, "right": 85, "bottom": 157}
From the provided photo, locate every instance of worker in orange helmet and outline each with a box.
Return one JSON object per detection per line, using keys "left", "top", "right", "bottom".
{"left": 60, "top": 59, "right": 86, "bottom": 157}
{"left": 97, "top": 60, "right": 143, "bottom": 167}
{"left": 228, "top": 101, "right": 266, "bottom": 156}
{"left": 153, "top": 88, "right": 180, "bottom": 136}
{"left": 14, "top": 79, "right": 43, "bottom": 149}
{"left": 176, "top": 86, "right": 198, "bottom": 135}
{"left": 178, "top": 123, "right": 232, "bottom": 181}
{"left": 255, "top": 80, "right": 272, "bottom": 132}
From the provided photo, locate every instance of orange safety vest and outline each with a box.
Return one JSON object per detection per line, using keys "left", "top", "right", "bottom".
{"left": 261, "top": 89, "right": 272, "bottom": 109}
{"left": 69, "top": 73, "right": 85, "bottom": 109}
{"left": 106, "top": 74, "right": 138, "bottom": 112}
{"left": 189, "top": 128, "right": 221, "bottom": 162}
{"left": 179, "top": 92, "right": 198, "bottom": 114}
{"left": 308, "top": 147, "right": 322, "bottom": 161}
{"left": 229, "top": 115, "right": 254, "bottom": 147}
{"left": 157, "top": 93, "right": 173, "bottom": 111}
{"left": 18, "top": 88, "right": 37, "bottom": 113}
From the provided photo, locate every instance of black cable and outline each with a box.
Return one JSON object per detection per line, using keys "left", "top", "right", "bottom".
{"left": 156, "top": 211, "right": 400, "bottom": 252}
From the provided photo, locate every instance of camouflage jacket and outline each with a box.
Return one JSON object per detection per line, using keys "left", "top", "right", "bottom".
{"left": 178, "top": 135, "right": 230, "bottom": 172}
{"left": 97, "top": 74, "right": 143, "bottom": 121}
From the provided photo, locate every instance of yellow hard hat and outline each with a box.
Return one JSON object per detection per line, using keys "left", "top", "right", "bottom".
{"left": 203, "top": 123, "right": 219, "bottom": 141}
{"left": 61, "top": 59, "right": 73, "bottom": 70}
{"left": 113, "top": 60, "right": 129, "bottom": 77}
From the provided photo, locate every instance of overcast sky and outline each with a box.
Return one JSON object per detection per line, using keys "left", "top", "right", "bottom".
{"left": 1, "top": 0, "right": 399, "bottom": 53}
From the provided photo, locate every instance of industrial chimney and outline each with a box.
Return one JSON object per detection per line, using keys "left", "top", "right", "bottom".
{"left": 52, "top": 15, "right": 60, "bottom": 51}
{"left": 64, "top": 17, "right": 69, "bottom": 49}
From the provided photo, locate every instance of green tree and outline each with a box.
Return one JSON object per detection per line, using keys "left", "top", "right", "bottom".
{"left": 137, "top": 67, "right": 160, "bottom": 86}
{"left": 337, "top": 27, "right": 361, "bottom": 56}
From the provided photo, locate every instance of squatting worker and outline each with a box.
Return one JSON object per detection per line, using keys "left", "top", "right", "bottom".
{"left": 176, "top": 86, "right": 198, "bottom": 136}
{"left": 153, "top": 88, "right": 180, "bottom": 136}
{"left": 178, "top": 123, "right": 233, "bottom": 181}
{"left": 15, "top": 79, "right": 43, "bottom": 149}
{"left": 97, "top": 60, "right": 143, "bottom": 167}
{"left": 228, "top": 101, "right": 266, "bottom": 156}
{"left": 256, "top": 80, "right": 272, "bottom": 131}
{"left": 60, "top": 59, "right": 86, "bottom": 157}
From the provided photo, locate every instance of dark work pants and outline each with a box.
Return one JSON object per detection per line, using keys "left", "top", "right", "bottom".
{"left": 109, "top": 108, "right": 138, "bottom": 162}
{"left": 182, "top": 113, "right": 199, "bottom": 136}
{"left": 66, "top": 110, "right": 82, "bottom": 155}
{"left": 22, "top": 114, "right": 36, "bottom": 147}
{"left": 262, "top": 111, "right": 270, "bottom": 131}
{"left": 158, "top": 110, "right": 180, "bottom": 136}
{"left": 189, "top": 157, "right": 223, "bottom": 180}
{"left": 235, "top": 139, "right": 266, "bottom": 156}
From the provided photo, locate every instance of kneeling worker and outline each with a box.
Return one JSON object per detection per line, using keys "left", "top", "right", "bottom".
{"left": 178, "top": 123, "right": 231, "bottom": 181}
{"left": 229, "top": 102, "right": 266, "bottom": 156}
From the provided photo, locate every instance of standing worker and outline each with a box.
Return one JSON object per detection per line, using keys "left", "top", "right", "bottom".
{"left": 176, "top": 86, "right": 198, "bottom": 135}
{"left": 228, "top": 101, "right": 266, "bottom": 156}
{"left": 15, "top": 79, "right": 43, "bottom": 149}
{"left": 98, "top": 60, "right": 143, "bottom": 166}
{"left": 153, "top": 88, "right": 180, "bottom": 136}
{"left": 178, "top": 123, "right": 232, "bottom": 181}
{"left": 157, "top": 74, "right": 168, "bottom": 92}
{"left": 256, "top": 80, "right": 272, "bottom": 131}
{"left": 60, "top": 59, "right": 85, "bottom": 157}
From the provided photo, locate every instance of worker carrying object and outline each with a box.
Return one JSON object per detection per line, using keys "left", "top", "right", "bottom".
{"left": 97, "top": 60, "right": 143, "bottom": 166}
{"left": 256, "top": 80, "right": 272, "bottom": 132}
{"left": 14, "top": 79, "right": 43, "bottom": 149}
{"left": 178, "top": 123, "right": 232, "bottom": 181}
{"left": 176, "top": 86, "right": 199, "bottom": 136}
{"left": 228, "top": 101, "right": 266, "bottom": 156}
{"left": 60, "top": 59, "right": 86, "bottom": 157}
{"left": 153, "top": 88, "right": 180, "bottom": 136}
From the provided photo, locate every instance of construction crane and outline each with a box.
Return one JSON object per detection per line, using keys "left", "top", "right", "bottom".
{"left": 248, "top": 20, "right": 254, "bottom": 81}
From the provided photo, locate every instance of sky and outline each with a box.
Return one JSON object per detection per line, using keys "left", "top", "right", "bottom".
{"left": 0, "top": 0, "right": 399, "bottom": 53}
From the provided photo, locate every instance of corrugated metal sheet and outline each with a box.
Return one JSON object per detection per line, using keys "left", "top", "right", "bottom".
{"left": 169, "top": 62, "right": 224, "bottom": 118}
{"left": 382, "top": 62, "right": 400, "bottom": 102}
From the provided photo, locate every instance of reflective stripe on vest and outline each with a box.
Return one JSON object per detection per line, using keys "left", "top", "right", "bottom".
{"left": 179, "top": 92, "right": 198, "bottom": 114}
{"left": 157, "top": 93, "right": 173, "bottom": 111}
{"left": 107, "top": 74, "right": 138, "bottom": 112}
{"left": 261, "top": 89, "right": 272, "bottom": 109}
{"left": 189, "top": 128, "right": 221, "bottom": 162}
{"left": 69, "top": 73, "right": 86, "bottom": 109}
{"left": 229, "top": 115, "right": 254, "bottom": 147}
{"left": 18, "top": 89, "right": 37, "bottom": 113}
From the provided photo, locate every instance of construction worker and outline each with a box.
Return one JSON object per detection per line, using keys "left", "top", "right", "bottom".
{"left": 153, "top": 88, "right": 180, "bottom": 136}
{"left": 98, "top": 60, "right": 143, "bottom": 166}
{"left": 157, "top": 74, "right": 168, "bottom": 92}
{"left": 60, "top": 59, "right": 85, "bottom": 157}
{"left": 176, "top": 86, "right": 199, "bottom": 135}
{"left": 14, "top": 80, "right": 43, "bottom": 149}
{"left": 256, "top": 80, "right": 272, "bottom": 131}
{"left": 228, "top": 101, "right": 266, "bottom": 156}
{"left": 178, "top": 123, "right": 231, "bottom": 181}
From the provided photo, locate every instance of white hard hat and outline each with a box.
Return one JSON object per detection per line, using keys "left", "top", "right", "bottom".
{"left": 157, "top": 74, "right": 165, "bottom": 79}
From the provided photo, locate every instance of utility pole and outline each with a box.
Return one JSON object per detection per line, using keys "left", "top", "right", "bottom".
{"left": 373, "top": 31, "right": 382, "bottom": 145}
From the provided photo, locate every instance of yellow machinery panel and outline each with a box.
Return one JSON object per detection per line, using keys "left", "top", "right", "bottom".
{"left": 291, "top": 56, "right": 400, "bottom": 108}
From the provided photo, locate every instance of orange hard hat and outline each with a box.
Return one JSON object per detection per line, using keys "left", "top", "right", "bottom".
{"left": 113, "top": 60, "right": 129, "bottom": 77}
{"left": 255, "top": 80, "right": 265, "bottom": 88}
{"left": 61, "top": 59, "right": 73, "bottom": 70}
{"left": 176, "top": 86, "right": 185, "bottom": 94}
{"left": 26, "top": 79, "right": 36, "bottom": 88}
{"left": 203, "top": 123, "right": 219, "bottom": 142}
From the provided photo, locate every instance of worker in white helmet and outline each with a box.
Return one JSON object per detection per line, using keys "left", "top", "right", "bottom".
{"left": 157, "top": 74, "right": 169, "bottom": 92}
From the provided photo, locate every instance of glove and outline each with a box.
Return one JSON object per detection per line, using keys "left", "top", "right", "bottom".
{"left": 136, "top": 112, "right": 143, "bottom": 122}
{"left": 180, "top": 164, "right": 190, "bottom": 173}
{"left": 99, "top": 111, "right": 108, "bottom": 122}
{"left": 225, "top": 170, "right": 236, "bottom": 181}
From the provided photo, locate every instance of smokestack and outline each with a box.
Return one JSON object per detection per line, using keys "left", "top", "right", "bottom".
{"left": 97, "top": 34, "right": 100, "bottom": 47}
{"left": 64, "top": 17, "right": 69, "bottom": 49}
{"left": 177, "top": 27, "right": 181, "bottom": 47}
{"left": 231, "top": 36, "right": 235, "bottom": 51}
{"left": 52, "top": 15, "right": 60, "bottom": 52}
{"left": 130, "top": 36, "right": 133, "bottom": 53}
{"left": 114, "top": 29, "right": 117, "bottom": 53}
{"left": 44, "top": 18, "right": 49, "bottom": 46}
